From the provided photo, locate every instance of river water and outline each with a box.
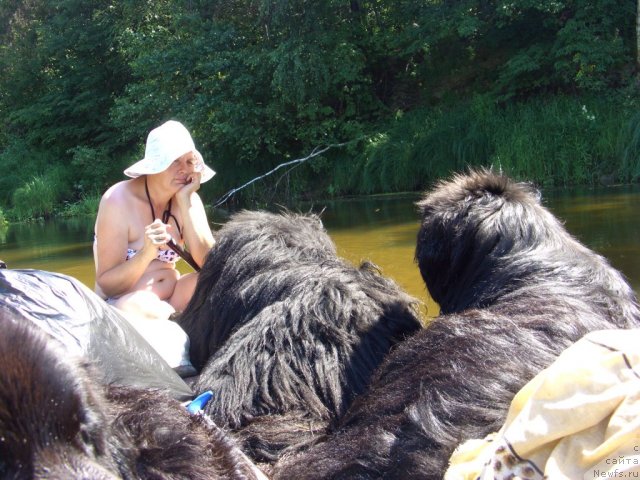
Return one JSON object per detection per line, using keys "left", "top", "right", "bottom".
{"left": 1, "top": 185, "right": 639, "bottom": 319}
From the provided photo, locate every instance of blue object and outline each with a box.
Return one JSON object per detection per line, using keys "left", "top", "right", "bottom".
{"left": 186, "top": 390, "right": 214, "bottom": 414}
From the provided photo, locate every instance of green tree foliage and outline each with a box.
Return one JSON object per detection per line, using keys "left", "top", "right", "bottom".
{"left": 0, "top": 0, "right": 130, "bottom": 203}
{"left": 0, "top": 0, "right": 638, "bottom": 216}
{"left": 106, "top": 0, "right": 385, "bottom": 201}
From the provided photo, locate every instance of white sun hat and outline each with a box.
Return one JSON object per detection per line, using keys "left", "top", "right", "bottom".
{"left": 124, "top": 120, "right": 216, "bottom": 183}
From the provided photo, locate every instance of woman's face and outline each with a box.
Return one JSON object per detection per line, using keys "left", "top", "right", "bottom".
{"left": 165, "top": 151, "right": 203, "bottom": 186}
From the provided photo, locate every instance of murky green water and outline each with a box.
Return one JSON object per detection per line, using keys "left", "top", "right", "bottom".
{"left": 1, "top": 185, "right": 639, "bottom": 320}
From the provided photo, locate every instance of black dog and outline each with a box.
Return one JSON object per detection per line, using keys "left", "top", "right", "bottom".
{"left": 177, "top": 210, "right": 423, "bottom": 465}
{"left": 272, "top": 169, "right": 640, "bottom": 479}
{"left": 0, "top": 310, "right": 263, "bottom": 480}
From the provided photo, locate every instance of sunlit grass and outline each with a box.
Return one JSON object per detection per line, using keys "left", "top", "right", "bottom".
{"left": 329, "top": 94, "right": 638, "bottom": 195}
{"left": 10, "top": 176, "right": 60, "bottom": 221}
{"left": 59, "top": 195, "right": 101, "bottom": 217}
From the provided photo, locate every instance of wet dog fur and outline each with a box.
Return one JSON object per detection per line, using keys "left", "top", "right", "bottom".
{"left": 271, "top": 169, "right": 640, "bottom": 479}
{"left": 177, "top": 210, "right": 423, "bottom": 466}
{"left": 0, "top": 309, "right": 263, "bottom": 480}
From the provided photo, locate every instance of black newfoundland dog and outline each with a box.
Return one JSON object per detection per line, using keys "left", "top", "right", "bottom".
{"left": 177, "top": 210, "right": 423, "bottom": 465}
{"left": 271, "top": 169, "right": 640, "bottom": 479}
{"left": 0, "top": 309, "right": 264, "bottom": 480}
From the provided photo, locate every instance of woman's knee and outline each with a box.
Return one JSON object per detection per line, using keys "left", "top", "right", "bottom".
{"left": 169, "top": 273, "right": 199, "bottom": 312}
{"left": 112, "top": 291, "right": 176, "bottom": 321}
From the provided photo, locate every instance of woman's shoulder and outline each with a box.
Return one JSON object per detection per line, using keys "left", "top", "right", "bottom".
{"left": 100, "top": 179, "right": 137, "bottom": 208}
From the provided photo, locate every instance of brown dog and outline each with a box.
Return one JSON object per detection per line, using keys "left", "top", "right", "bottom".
{"left": 0, "top": 309, "right": 263, "bottom": 479}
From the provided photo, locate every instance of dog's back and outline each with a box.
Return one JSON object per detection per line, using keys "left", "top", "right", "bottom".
{"left": 179, "top": 210, "right": 423, "bottom": 465}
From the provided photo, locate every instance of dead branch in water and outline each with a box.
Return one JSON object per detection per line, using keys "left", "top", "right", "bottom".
{"left": 211, "top": 139, "right": 361, "bottom": 209}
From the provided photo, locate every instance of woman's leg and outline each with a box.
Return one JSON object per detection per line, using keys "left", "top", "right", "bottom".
{"left": 110, "top": 290, "right": 176, "bottom": 321}
{"left": 168, "top": 272, "right": 199, "bottom": 312}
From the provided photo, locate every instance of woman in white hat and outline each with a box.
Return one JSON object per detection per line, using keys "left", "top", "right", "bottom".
{"left": 94, "top": 120, "right": 216, "bottom": 319}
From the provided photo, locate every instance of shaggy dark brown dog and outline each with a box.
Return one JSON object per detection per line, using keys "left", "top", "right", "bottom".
{"left": 0, "top": 310, "right": 263, "bottom": 480}
{"left": 177, "top": 210, "right": 423, "bottom": 465}
{"left": 271, "top": 169, "right": 640, "bottom": 479}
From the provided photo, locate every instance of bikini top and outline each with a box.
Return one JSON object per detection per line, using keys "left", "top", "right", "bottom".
{"left": 126, "top": 247, "right": 180, "bottom": 264}
{"left": 126, "top": 177, "right": 184, "bottom": 264}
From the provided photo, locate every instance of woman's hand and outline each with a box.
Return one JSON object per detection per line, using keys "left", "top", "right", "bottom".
{"left": 175, "top": 170, "right": 202, "bottom": 207}
{"left": 143, "top": 219, "right": 173, "bottom": 253}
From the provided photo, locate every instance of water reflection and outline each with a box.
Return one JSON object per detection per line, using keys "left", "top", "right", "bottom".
{"left": 312, "top": 194, "right": 436, "bottom": 317}
{"left": 1, "top": 185, "right": 639, "bottom": 321}
{"left": 0, "top": 217, "right": 96, "bottom": 287}
{"left": 542, "top": 185, "right": 640, "bottom": 291}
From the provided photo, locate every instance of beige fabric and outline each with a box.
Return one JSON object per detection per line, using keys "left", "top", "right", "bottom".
{"left": 445, "top": 329, "right": 640, "bottom": 480}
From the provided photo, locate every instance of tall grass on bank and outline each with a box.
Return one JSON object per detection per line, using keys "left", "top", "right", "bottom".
{"left": 59, "top": 195, "right": 101, "bottom": 218}
{"left": 3, "top": 95, "right": 639, "bottom": 218}
{"left": 10, "top": 175, "right": 61, "bottom": 222}
{"left": 329, "top": 94, "right": 639, "bottom": 196}
{"left": 331, "top": 106, "right": 493, "bottom": 195}
{"left": 491, "top": 98, "right": 622, "bottom": 186}
{"left": 619, "top": 112, "right": 640, "bottom": 182}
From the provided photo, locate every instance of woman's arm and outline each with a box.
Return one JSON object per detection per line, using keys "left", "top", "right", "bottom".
{"left": 94, "top": 185, "right": 161, "bottom": 298}
{"left": 174, "top": 174, "right": 215, "bottom": 267}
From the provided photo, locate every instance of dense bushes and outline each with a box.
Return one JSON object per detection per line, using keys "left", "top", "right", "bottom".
{"left": 1, "top": 0, "right": 638, "bottom": 220}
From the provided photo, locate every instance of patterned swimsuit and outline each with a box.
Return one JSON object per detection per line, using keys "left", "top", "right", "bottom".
{"left": 125, "top": 247, "right": 180, "bottom": 264}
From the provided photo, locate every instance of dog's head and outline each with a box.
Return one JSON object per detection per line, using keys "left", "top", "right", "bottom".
{"left": 415, "top": 169, "right": 639, "bottom": 322}
{"left": 212, "top": 210, "right": 336, "bottom": 265}
{"left": 415, "top": 170, "right": 552, "bottom": 308}
{"left": 182, "top": 210, "right": 340, "bottom": 366}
